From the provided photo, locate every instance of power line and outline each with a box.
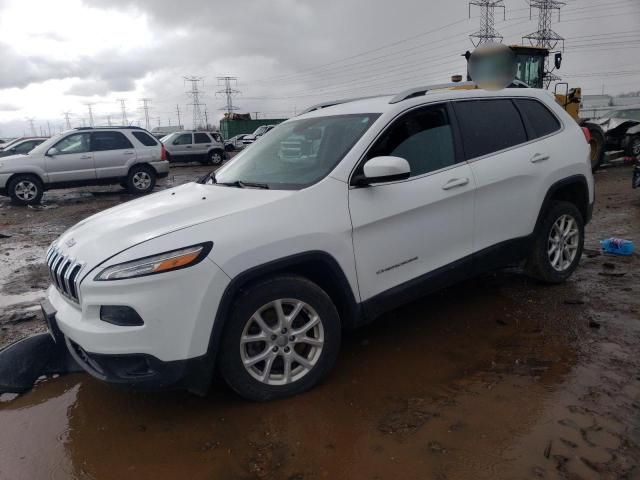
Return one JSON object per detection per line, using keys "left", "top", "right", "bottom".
{"left": 118, "top": 99, "right": 128, "bottom": 126}
{"left": 184, "top": 76, "right": 205, "bottom": 130}
{"left": 62, "top": 112, "right": 72, "bottom": 130}
{"left": 140, "top": 98, "right": 152, "bottom": 130}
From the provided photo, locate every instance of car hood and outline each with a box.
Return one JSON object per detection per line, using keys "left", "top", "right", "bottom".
{"left": 54, "top": 182, "right": 294, "bottom": 269}
{"left": 593, "top": 117, "right": 640, "bottom": 132}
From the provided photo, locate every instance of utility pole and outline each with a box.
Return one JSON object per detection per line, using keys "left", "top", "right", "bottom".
{"left": 62, "top": 112, "right": 72, "bottom": 130}
{"left": 46, "top": 121, "right": 51, "bottom": 137}
{"left": 184, "top": 76, "right": 205, "bottom": 130}
{"left": 176, "top": 104, "right": 182, "bottom": 128}
{"left": 216, "top": 76, "right": 240, "bottom": 117}
{"left": 118, "top": 99, "right": 128, "bottom": 126}
{"left": 523, "top": 0, "right": 565, "bottom": 87}
{"left": 204, "top": 107, "right": 209, "bottom": 130}
{"left": 25, "top": 118, "right": 36, "bottom": 136}
{"left": 140, "top": 98, "right": 152, "bottom": 130}
{"left": 468, "top": 1, "right": 505, "bottom": 46}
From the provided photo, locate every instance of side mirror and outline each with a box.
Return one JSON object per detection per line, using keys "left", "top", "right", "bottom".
{"left": 47, "top": 147, "right": 59, "bottom": 156}
{"left": 554, "top": 52, "right": 562, "bottom": 70}
{"left": 353, "top": 156, "right": 411, "bottom": 186}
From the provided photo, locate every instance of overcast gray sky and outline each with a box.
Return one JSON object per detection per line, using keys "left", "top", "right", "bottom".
{"left": 0, "top": 0, "right": 639, "bottom": 136}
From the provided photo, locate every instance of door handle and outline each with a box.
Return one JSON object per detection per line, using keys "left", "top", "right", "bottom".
{"left": 186, "top": 146, "right": 192, "bottom": 149}
{"left": 530, "top": 153, "right": 550, "bottom": 163}
{"left": 123, "top": 151, "right": 134, "bottom": 155}
{"left": 442, "top": 177, "right": 470, "bottom": 190}
{"left": 80, "top": 155, "right": 91, "bottom": 159}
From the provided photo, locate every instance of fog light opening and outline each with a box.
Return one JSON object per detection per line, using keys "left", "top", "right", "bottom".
{"left": 100, "top": 306, "right": 144, "bottom": 326}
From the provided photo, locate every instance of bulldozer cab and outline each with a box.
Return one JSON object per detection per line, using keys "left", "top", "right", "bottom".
{"left": 509, "top": 45, "right": 548, "bottom": 89}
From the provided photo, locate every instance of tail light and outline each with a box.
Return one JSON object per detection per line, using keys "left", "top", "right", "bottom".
{"left": 161, "top": 143, "right": 166, "bottom": 161}
{"left": 581, "top": 127, "right": 591, "bottom": 143}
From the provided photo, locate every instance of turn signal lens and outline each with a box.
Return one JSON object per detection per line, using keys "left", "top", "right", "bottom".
{"left": 581, "top": 127, "right": 591, "bottom": 144}
{"left": 95, "top": 242, "right": 212, "bottom": 281}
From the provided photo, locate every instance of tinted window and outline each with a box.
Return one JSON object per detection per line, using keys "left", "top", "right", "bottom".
{"left": 173, "top": 134, "right": 192, "bottom": 145}
{"left": 54, "top": 133, "right": 90, "bottom": 155}
{"left": 194, "top": 133, "right": 211, "bottom": 144}
{"left": 454, "top": 99, "right": 527, "bottom": 159}
{"left": 366, "top": 104, "right": 455, "bottom": 177}
{"left": 515, "top": 99, "right": 561, "bottom": 139}
{"left": 91, "top": 131, "right": 133, "bottom": 151}
{"left": 212, "top": 133, "right": 223, "bottom": 142}
{"left": 14, "top": 141, "right": 37, "bottom": 154}
{"left": 132, "top": 131, "right": 158, "bottom": 146}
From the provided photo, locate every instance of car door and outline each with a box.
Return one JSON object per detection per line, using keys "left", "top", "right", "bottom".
{"left": 349, "top": 103, "right": 475, "bottom": 304}
{"left": 45, "top": 132, "right": 95, "bottom": 183}
{"left": 171, "top": 133, "right": 193, "bottom": 160}
{"left": 453, "top": 98, "right": 555, "bottom": 257}
{"left": 193, "top": 132, "right": 212, "bottom": 159}
{"left": 91, "top": 131, "right": 136, "bottom": 179}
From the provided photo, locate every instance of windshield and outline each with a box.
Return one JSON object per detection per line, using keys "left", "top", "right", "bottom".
{"left": 29, "top": 132, "right": 65, "bottom": 154}
{"left": 214, "top": 113, "right": 380, "bottom": 189}
{"left": 159, "top": 133, "right": 176, "bottom": 143}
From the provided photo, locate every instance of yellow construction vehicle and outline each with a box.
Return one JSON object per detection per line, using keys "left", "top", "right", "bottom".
{"left": 463, "top": 45, "right": 606, "bottom": 171}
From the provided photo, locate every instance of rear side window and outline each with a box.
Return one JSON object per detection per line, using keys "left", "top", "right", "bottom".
{"left": 132, "top": 131, "right": 158, "bottom": 146}
{"left": 173, "top": 134, "right": 192, "bottom": 145}
{"left": 515, "top": 99, "right": 561, "bottom": 139}
{"left": 366, "top": 104, "right": 455, "bottom": 177}
{"left": 91, "top": 131, "right": 133, "bottom": 151}
{"left": 194, "top": 133, "right": 211, "bottom": 144}
{"left": 454, "top": 99, "right": 527, "bottom": 159}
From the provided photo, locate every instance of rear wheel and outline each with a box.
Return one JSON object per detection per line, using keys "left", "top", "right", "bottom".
{"left": 7, "top": 174, "right": 43, "bottom": 206}
{"left": 582, "top": 122, "right": 605, "bottom": 172}
{"left": 208, "top": 150, "right": 224, "bottom": 166}
{"left": 218, "top": 276, "right": 341, "bottom": 401}
{"left": 125, "top": 165, "right": 156, "bottom": 194}
{"left": 526, "top": 201, "right": 584, "bottom": 284}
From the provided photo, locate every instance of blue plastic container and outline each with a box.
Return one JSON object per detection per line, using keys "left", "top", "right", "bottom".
{"left": 600, "top": 238, "right": 635, "bottom": 256}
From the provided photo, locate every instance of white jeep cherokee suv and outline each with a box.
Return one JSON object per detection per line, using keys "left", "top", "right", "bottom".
{"left": 43, "top": 86, "right": 594, "bottom": 400}
{"left": 0, "top": 127, "right": 169, "bottom": 205}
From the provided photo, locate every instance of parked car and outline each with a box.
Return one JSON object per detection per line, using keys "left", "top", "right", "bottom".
{"left": 0, "top": 127, "right": 168, "bottom": 205}
{"left": 43, "top": 86, "right": 593, "bottom": 401}
{"left": 0, "top": 137, "right": 48, "bottom": 157}
{"left": 592, "top": 107, "right": 640, "bottom": 159}
{"left": 633, "top": 156, "right": 640, "bottom": 189}
{"left": 224, "top": 134, "right": 252, "bottom": 152}
{"left": 241, "top": 125, "right": 276, "bottom": 147}
{"left": 161, "top": 131, "right": 226, "bottom": 165}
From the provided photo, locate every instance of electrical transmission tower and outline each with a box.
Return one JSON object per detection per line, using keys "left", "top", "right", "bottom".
{"left": 62, "top": 112, "right": 72, "bottom": 130}
{"left": 86, "top": 104, "right": 95, "bottom": 127}
{"left": 118, "top": 99, "right": 128, "bottom": 126}
{"left": 176, "top": 105, "right": 182, "bottom": 128}
{"left": 216, "top": 76, "right": 240, "bottom": 117}
{"left": 25, "top": 118, "right": 36, "bottom": 136}
{"left": 184, "top": 76, "right": 205, "bottom": 130}
{"left": 468, "top": 1, "right": 505, "bottom": 46}
{"left": 523, "top": 0, "right": 565, "bottom": 86}
{"left": 140, "top": 98, "right": 152, "bottom": 130}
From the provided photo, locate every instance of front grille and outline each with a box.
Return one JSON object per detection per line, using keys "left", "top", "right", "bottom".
{"left": 46, "top": 245, "right": 85, "bottom": 303}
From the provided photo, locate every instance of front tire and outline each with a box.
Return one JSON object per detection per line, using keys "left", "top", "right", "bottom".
{"left": 7, "top": 174, "right": 43, "bottom": 206}
{"left": 218, "top": 276, "right": 341, "bottom": 401}
{"left": 125, "top": 165, "right": 156, "bottom": 195}
{"left": 208, "top": 150, "right": 224, "bottom": 166}
{"left": 526, "top": 201, "right": 584, "bottom": 284}
{"left": 625, "top": 134, "right": 640, "bottom": 161}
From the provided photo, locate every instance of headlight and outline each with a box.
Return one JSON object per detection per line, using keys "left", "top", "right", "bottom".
{"left": 95, "top": 242, "right": 212, "bottom": 281}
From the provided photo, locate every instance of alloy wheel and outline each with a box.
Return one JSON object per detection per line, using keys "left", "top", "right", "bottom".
{"left": 14, "top": 180, "right": 38, "bottom": 201}
{"left": 132, "top": 171, "right": 151, "bottom": 190}
{"left": 240, "top": 298, "right": 324, "bottom": 386}
{"left": 547, "top": 214, "right": 580, "bottom": 272}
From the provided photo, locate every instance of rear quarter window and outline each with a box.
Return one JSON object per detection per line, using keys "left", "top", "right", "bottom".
{"left": 453, "top": 99, "right": 528, "bottom": 159}
{"left": 132, "top": 131, "right": 159, "bottom": 147}
{"left": 514, "top": 98, "right": 561, "bottom": 139}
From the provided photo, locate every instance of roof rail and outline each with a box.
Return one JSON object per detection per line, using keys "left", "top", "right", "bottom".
{"left": 388, "top": 81, "right": 476, "bottom": 104}
{"left": 298, "top": 95, "right": 389, "bottom": 116}
{"left": 73, "top": 126, "right": 146, "bottom": 131}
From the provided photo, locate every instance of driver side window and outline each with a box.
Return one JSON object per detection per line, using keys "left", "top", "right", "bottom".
{"left": 54, "top": 133, "right": 90, "bottom": 155}
{"left": 366, "top": 104, "right": 456, "bottom": 178}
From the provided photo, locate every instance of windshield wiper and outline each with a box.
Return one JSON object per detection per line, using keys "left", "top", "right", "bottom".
{"left": 198, "top": 171, "right": 217, "bottom": 184}
{"left": 218, "top": 180, "right": 270, "bottom": 189}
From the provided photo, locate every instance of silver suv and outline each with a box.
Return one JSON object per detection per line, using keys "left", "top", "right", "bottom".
{"left": 161, "top": 131, "right": 226, "bottom": 165}
{"left": 0, "top": 127, "right": 169, "bottom": 206}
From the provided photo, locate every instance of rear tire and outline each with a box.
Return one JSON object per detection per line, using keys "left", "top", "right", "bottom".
{"left": 582, "top": 122, "right": 605, "bottom": 172}
{"left": 208, "top": 150, "right": 224, "bottom": 166}
{"left": 7, "top": 174, "right": 43, "bottom": 206}
{"left": 526, "top": 201, "right": 584, "bottom": 284}
{"left": 218, "top": 275, "right": 341, "bottom": 401}
{"left": 126, "top": 164, "right": 156, "bottom": 195}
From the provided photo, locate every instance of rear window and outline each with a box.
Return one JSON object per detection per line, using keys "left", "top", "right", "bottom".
{"left": 91, "top": 131, "right": 133, "bottom": 151}
{"left": 194, "top": 133, "right": 211, "bottom": 144}
{"left": 132, "top": 131, "right": 159, "bottom": 146}
{"left": 453, "top": 99, "right": 528, "bottom": 159}
{"left": 515, "top": 99, "right": 561, "bottom": 139}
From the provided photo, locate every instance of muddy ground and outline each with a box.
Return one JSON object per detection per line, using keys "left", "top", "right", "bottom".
{"left": 0, "top": 163, "right": 638, "bottom": 480}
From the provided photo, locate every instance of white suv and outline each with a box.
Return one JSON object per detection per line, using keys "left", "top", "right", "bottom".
{"left": 42, "top": 86, "right": 594, "bottom": 400}
{"left": 0, "top": 127, "right": 169, "bottom": 205}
